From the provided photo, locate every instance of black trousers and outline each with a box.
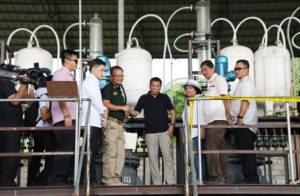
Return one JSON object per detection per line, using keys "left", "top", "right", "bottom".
{"left": 234, "top": 128, "right": 259, "bottom": 183}
{"left": 47, "top": 120, "right": 75, "bottom": 185}
{"left": 81, "top": 126, "right": 102, "bottom": 184}
{"left": 0, "top": 131, "right": 21, "bottom": 186}
{"left": 27, "top": 130, "right": 56, "bottom": 186}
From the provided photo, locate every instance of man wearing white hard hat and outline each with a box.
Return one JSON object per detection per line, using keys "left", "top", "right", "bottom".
{"left": 182, "top": 79, "right": 206, "bottom": 184}
{"left": 200, "top": 60, "right": 230, "bottom": 184}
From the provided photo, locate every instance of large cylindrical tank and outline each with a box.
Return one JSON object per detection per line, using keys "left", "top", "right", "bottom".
{"left": 88, "top": 13, "right": 103, "bottom": 58}
{"left": 220, "top": 44, "right": 254, "bottom": 95}
{"left": 254, "top": 45, "right": 291, "bottom": 115}
{"left": 14, "top": 42, "right": 53, "bottom": 71}
{"left": 195, "top": 0, "right": 211, "bottom": 36}
{"left": 116, "top": 46, "right": 152, "bottom": 106}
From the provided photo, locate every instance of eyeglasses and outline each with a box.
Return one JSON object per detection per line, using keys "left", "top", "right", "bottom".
{"left": 234, "top": 67, "right": 247, "bottom": 71}
{"left": 68, "top": 58, "right": 78, "bottom": 64}
{"left": 112, "top": 75, "right": 124, "bottom": 78}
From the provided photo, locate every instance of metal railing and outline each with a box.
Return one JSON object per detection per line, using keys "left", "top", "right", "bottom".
{"left": 182, "top": 96, "right": 299, "bottom": 196}
{"left": 0, "top": 97, "right": 92, "bottom": 196}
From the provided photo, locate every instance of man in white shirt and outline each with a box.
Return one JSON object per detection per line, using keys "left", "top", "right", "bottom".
{"left": 230, "top": 59, "right": 259, "bottom": 184}
{"left": 200, "top": 60, "right": 230, "bottom": 184}
{"left": 81, "top": 59, "right": 107, "bottom": 184}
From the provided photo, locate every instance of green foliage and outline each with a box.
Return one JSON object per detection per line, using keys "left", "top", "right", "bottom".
{"left": 164, "top": 82, "right": 185, "bottom": 117}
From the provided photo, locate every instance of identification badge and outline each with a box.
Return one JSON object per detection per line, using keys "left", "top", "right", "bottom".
{"left": 113, "top": 91, "right": 118, "bottom": 96}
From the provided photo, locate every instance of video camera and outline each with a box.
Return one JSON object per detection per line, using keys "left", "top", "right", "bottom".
{"left": 0, "top": 62, "right": 51, "bottom": 89}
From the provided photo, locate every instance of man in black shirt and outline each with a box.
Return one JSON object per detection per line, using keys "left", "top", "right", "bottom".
{"left": 131, "top": 77, "right": 176, "bottom": 185}
{"left": 0, "top": 78, "right": 28, "bottom": 186}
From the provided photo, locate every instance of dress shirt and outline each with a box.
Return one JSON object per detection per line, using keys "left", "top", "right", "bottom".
{"left": 81, "top": 74, "right": 107, "bottom": 128}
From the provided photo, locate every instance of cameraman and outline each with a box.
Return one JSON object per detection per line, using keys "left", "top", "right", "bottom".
{"left": 0, "top": 77, "right": 28, "bottom": 186}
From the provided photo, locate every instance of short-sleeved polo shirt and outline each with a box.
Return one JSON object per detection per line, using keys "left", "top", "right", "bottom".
{"left": 134, "top": 92, "right": 174, "bottom": 133}
{"left": 203, "top": 73, "right": 228, "bottom": 124}
{"left": 230, "top": 76, "right": 258, "bottom": 133}
{"left": 101, "top": 82, "right": 126, "bottom": 121}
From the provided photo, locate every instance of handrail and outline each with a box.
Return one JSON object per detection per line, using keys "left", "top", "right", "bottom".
{"left": 183, "top": 95, "right": 298, "bottom": 185}
{"left": 0, "top": 97, "right": 92, "bottom": 195}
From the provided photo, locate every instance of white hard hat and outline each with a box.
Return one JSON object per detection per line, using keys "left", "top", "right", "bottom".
{"left": 182, "top": 79, "right": 201, "bottom": 94}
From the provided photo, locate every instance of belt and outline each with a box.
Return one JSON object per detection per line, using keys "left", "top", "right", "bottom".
{"left": 107, "top": 116, "right": 123, "bottom": 125}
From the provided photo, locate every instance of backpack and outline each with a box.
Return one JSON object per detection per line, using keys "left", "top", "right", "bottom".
{"left": 24, "top": 93, "right": 50, "bottom": 127}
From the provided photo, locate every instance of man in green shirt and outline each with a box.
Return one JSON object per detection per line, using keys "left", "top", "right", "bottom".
{"left": 101, "top": 66, "right": 131, "bottom": 185}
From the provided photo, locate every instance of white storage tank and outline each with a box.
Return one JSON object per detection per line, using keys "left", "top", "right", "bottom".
{"left": 14, "top": 42, "right": 53, "bottom": 71}
{"left": 220, "top": 44, "right": 254, "bottom": 95}
{"left": 116, "top": 46, "right": 152, "bottom": 106}
{"left": 254, "top": 44, "right": 291, "bottom": 116}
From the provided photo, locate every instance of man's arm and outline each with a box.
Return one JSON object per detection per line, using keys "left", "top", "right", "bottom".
{"left": 222, "top": 96, "right": 230, "bottom": 118}
{"left": 40, "top": 106, "right": 51, "bottom": 121}
{"left": 102, "top": 100, "right": 131, "bottom": 113}
{"left": 237, "top": 100, "right": 249, "bottom": 125}
{"left": 8, "top": 84, "right": 28, "bottom": 106}
{"left": 167, "top": 109, "right": 176, "bottom": 136}
{"left": 59, "top": 102, "right": 73, "bottom": 127}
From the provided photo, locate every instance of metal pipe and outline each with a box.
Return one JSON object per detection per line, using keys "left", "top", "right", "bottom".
{"left": 73, "top": 0, "right": 83, "bottom": 194}
{"left": 183, "top": 101, "right": 190, "bottom": 196}
{"left": 183, "top": 100, "right": 198, "bottom": 195}
{"left": 118, "top": 0, "right": 124, "bottom": 52}
{"left": 74, "top": 99, "right": 91, "bottom": 195}
{"left": 286, "top": 102, "right": 296, "bottom": 184}
{"left": 197, "top": 99, "right": 202, "bottom": 182}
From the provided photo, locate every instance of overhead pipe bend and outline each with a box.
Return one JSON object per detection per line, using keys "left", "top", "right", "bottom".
{"left": 211, "top": 18, "right": 236, "bottom": 43}
{"left": 127, "top": 14, "right": 169, "bottom": 88}
{"left": 6, "top": 28, "right": 40, "bottom": 61}
{"left": 7, "top": 28, "right": 39, "bottom": 47}
{"left": 291, "top": 32, "right": 300, "bottom": 50}
{"left": 277, "top": 16, "right": 300, "bottom": 43}
{"left": 63, "top": 22, "right": 86, "bottom": 50}
{"left": 29, "top": 25, "right": 61, "bottom": 68}
{"left": 235, "top": 16, "right": 268, "bottom": 48}
{"left": 286, "top": 7, "right": 300, "bottom": 59}
{"left": 173, "top": 32, "right": 194, "bottom": 53}
{"left": 261, "top": 25, "right": 286, "bottom": 49}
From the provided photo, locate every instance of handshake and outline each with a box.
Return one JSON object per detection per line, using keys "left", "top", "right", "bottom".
{"left": 123, "top": 105, "right": 139, "bottom": 117}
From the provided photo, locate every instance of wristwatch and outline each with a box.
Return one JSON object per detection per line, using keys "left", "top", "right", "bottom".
{"left": 237, "top": 115, "right": 243, "bottom": 119}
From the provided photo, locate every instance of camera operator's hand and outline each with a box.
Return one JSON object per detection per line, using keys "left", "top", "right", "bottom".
{"left": 19, "top": 75, "right": 30, "bottom": 85}
{"left": 64, "top": 115, "right": 73, "bottom": 127}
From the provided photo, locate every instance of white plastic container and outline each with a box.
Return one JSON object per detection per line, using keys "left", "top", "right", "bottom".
{"left": 14, "top": 42, "right": 53, "bottom": 71}
{"left": 116, "top": 46, "right": 152, "bottom": 106}
{"left": 220, "top": 44, "right": 254, "bottom": 95}
{"left": 254, "top": 44, "right": 291, "bottom": 115}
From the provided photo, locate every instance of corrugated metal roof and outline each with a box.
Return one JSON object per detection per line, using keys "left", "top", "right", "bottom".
{"left": 0, "top": 0, "right": 299, "bottom": 58}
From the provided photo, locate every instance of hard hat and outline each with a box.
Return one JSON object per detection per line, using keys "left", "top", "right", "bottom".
{"left": 182, "top": 79, "right": 201, "bottom": 94}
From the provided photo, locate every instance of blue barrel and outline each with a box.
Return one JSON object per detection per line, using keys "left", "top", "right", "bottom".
{"left": 215, "top": 56, "right": 228, "bottom": 77}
